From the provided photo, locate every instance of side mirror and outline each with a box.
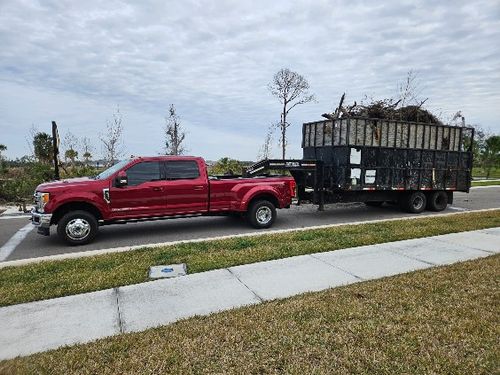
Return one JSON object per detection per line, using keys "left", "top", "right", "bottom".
{"left": 115, "top": 172, "right": 128, "bottom": 187}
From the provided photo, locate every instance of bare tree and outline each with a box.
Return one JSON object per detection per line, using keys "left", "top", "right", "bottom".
{"left": 164, "top": 104, "right": 186, "bottom": 155}
{"left": 63, "top": 131, "right": 79, "bottom": 165}
{"left": 81, "top": 137, "right": 94, "bottom": 166}
{"left": 397, "top": 69, "right": 429, "bottom": 110}
{"left": 100, "top": 107, "right": 124, "bottom": 166}
{"left": 63, "top": 131, "right": 79, "bottom": 152}
{"left": 257, "top": 125, "right": 274, "bottom": 160}
{"left": 268, "top": 68, "right": 315, "bottom": 159}
{"left": 449, "top": 111, "right": 466, "bottom": 127}
{"left": 25, "top": 124, "right": 38, "bottom": 157}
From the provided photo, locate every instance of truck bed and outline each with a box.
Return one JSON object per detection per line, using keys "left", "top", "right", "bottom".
{"left": 208, "top": 175, "right": 294, "bottom": 212}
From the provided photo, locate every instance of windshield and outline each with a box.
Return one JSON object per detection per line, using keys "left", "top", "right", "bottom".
{"left": 94, "top": 160, "right": 130, "bottom": 180}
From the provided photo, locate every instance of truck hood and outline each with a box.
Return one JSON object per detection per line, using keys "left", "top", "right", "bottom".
{"left": 36, "top": 177, "right": 97, "bottom": 191}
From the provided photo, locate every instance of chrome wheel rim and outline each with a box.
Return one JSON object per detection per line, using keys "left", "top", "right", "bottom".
{"left": 256, "top": 206, "right": 272, "bottom": 225}
{"left": 413, "top": 196, "right": 424, "bottom": 210}
{"left": 66, "top": 218, "right": 91, "bottom": 240}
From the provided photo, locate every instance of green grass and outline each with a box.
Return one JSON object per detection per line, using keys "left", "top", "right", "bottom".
{"left": 0, "top": 210, "right": 499, "bottom": 308}
{"left": 472, "top": 166, "right": 500, "bottom": 179}
{"left": 471, "top": 179, "right": 500, "bottom": 187}
{"left": 1, "top": 255, "right": 498, "bottom": 374}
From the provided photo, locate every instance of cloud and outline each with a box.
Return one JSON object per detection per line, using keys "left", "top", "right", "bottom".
{"left": 0, "top": 0, "right": 499, "bottom": 160}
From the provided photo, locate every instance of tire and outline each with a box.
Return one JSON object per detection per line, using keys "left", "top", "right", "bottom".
{"left": 247, "top": 200, "right": 276, "bottom": 229}
{"left": 400, "top": 192, "right": 427, "bottom": 213}
{"left": 365, "top": 201, "right": 384, "bottom": 207}
{"left": 426, "top": 191, "right": 448, "bottom": 212}
{"left": 57, "top": 210, "right": 98, "bottom": 245}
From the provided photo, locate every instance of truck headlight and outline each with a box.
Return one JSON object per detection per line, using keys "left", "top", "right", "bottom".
{"left": 36, "top": 192, "right": 50, "bottom": 212}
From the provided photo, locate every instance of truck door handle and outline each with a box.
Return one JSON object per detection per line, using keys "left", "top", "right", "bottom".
{"left": 193, "top": 186, "right": 204, "bottom": 191}
{"left": 152, "top": 187, "right": 163, "bottom": 192}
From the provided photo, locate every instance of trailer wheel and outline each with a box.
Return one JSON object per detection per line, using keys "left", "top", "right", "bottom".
{"left": 426, "top": 191, "right": 448, "bottom": 211}
{"left": 57, "top": 210, "right": 98, "bottom": 246}
{"left": 248, "top": 200, "right": 276, "bottom": 229}
{"left": 400, "top": 192, "right": 426, "bottom": 213}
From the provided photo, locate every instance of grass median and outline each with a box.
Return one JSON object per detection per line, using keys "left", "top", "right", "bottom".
{"left": 0, "top": 210, "right": 499, "bottom": 307}
{"left": 471, "top": 180, "right": 500, "bottom": 187}
{"left": 2, "top": 253, "right": 498, "bottom": 374}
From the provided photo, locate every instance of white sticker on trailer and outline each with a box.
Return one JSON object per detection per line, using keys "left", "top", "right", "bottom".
{"left": 350, "top": 168, "right": 361, "bottom": 179}
{"left": 350, "top": 148, "right": 361, "bottom": 165}
{"left": 365, "top": 169, "right": 376, "bottom": 184}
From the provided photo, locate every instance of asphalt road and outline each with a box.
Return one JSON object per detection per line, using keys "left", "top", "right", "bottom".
{"left": 1, "top": 186, "right": 499, "bottom": 262}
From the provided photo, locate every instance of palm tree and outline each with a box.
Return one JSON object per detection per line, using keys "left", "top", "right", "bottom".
{"left": 64, "top": 149, "right": 78, "bottom": 166}
{"left": 83, "top": 151, "right": 92, "bottom": 165}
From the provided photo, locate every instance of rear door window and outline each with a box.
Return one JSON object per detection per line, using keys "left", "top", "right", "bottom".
{"left": 165, "top": 161, "right": 200, "bottom": 180}
{"left": 126, "top": 161, "right": 162, "bottom": 186}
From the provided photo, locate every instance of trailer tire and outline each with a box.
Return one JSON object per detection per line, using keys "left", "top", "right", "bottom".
{"left": 57, "top": 210, "right": 98, "bottom": 246}
{"left": 400, "top": 192, "right": 426, "bottom": 213}
{"left": 247, "top": 200, "right": 276, "bottom": 229}
{"left": 426, "top": 191, "right": 448, "bottom": 211}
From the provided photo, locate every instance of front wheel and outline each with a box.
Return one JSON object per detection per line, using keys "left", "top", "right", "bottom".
{"left": 247, "top": 200, "right": 276, "bottom": 229}
{"left": 57, "top": 210, "right": 98, "bottom": 246}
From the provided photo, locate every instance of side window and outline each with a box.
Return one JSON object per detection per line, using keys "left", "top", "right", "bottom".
{"left": 126, "top": 161, "right": 161, "bottom": 186}
{"left": 165, "top": 161, "right": 200, "bottom": 180}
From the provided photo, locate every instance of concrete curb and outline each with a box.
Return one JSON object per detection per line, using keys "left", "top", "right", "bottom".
{"left": 0, "top": 214, "right": 31, "bottom": 221}
{"left": 0, "top": 227, "right": 498, "bottom": 360}
{"left": 1, "top": 207, "right": 498, "bottom": 269}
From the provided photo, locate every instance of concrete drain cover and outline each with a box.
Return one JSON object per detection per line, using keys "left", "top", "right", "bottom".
{"left": 149, "top": 264, "right": 187, "bottom": 279}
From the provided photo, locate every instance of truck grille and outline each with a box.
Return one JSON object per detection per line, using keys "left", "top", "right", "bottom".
{"left": 33, "top": 192, "right": 42, "bottom": 211}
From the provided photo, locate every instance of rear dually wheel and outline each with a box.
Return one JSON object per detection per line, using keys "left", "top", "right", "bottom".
{"left": 248, "top": 200, "right": 276, "bottom": 229}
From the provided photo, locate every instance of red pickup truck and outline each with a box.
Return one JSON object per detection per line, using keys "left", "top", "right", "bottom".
{"left": 31, "top": 156, "right": 296, "bottom": 245}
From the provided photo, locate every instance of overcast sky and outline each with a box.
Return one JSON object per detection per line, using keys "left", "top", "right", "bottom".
{"left": 1, "top": 0, "right": 499, "bottom": 161}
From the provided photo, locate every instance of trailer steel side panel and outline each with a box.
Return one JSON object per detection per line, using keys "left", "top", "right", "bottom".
{"left": 301, "top": 117, "right": 474, "bottom": 193}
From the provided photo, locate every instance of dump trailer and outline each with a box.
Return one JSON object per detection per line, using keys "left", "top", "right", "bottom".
{"left": 245, "top": 116, "right": 475, "bottom": 213}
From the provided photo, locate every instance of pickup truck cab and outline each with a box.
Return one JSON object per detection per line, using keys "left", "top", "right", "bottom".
{"left": 32, "top": 156, "right": 296, "bottom": 245}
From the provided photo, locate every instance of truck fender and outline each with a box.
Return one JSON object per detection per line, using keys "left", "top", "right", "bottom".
{"left": 238, "top": 186, "right": 281, "bottom": 211}
{"left": 50, "top": 193, "right": 107, "bottom": 219}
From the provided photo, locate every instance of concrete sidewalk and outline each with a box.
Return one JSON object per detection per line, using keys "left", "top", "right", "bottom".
{"left": 1, "top": 228, "right": 498, "bottom": 361}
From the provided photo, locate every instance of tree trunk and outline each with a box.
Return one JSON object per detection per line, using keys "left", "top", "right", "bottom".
{"left": 173, "top": 123, "right": 178, "bottom": 155}
{"left": 282, "top": 103, "right": 287, "bottom": 159}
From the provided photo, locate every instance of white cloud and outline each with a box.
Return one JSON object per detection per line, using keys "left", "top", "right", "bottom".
{"left": 0, "top": 0, "right": 499, "bottom": 160}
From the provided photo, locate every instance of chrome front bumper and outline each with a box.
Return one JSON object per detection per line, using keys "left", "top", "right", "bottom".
{"left": 31, "top": 210, "right": 52, "bottom": 235}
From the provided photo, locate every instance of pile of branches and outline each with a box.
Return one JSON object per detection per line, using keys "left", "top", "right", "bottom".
{"left": 322, "top": 94, "right": 443, "bottom": 125}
